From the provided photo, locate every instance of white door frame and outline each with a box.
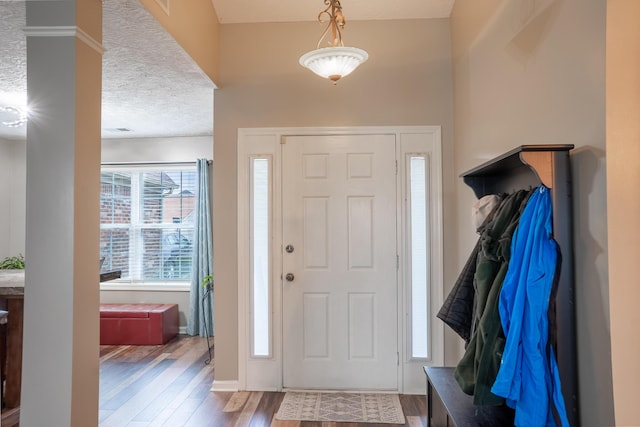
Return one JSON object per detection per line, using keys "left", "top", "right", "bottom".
{"left": 234, "top": 126, "right": 444, "bottom": 394}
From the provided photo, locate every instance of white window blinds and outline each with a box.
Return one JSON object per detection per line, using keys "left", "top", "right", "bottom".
{"left": 100, "top": 164, "right": 197, "bottom": 282}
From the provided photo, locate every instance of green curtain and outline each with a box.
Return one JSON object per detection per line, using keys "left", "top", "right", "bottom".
{"left": 187, "top": 159, "right": 213, "bottom": 336}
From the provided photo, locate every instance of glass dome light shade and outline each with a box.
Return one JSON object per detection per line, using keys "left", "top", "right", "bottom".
{"left": 299, "top": 46, "right": 368, "bottom": 83}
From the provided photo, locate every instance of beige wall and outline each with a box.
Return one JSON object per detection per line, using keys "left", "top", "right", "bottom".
{"left": 606, "top": 1, "right": 640, "bottom": 425}
{"left": 213, "top": 19, "right": 456, "bottom": 382}
{"left": 140, "top": 0, "right": 220, "bottom": 84}
{"left": 450, "top": 0, "right": 610, "bottom": 426}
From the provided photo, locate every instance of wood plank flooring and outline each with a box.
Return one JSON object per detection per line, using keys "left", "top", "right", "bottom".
{"left": 2, "top": 335, "right": 428, "bottom": 426}
{"left": 99, "top": 335, "right": 428, "bottom": 427}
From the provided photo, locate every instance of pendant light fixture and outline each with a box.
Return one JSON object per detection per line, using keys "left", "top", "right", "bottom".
{"left": 299, "top": 0, "right": 368, "bottom": 84}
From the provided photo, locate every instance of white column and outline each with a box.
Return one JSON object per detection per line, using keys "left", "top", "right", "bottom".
{"left": 22, "top": 1, "right": 102, "bottom": 425}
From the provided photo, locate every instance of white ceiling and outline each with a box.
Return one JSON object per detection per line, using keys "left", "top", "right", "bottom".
{"left": 212, "top": 0, "right": 454, "bottom": 24}
{"left": 0, "top": 0, "right": 215, "bottom": 141}
{"left": 0, "top": 0, "right": 454, "bottom": 141}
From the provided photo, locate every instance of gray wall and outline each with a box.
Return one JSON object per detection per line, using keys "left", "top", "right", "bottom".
{"left": 213, "top": 18, "right": 456, "bottom": 383}
{"left": 0, "top": 139, "right": 26, "bottom": 260}
{"left": 450, "top": 1, "right": 610, "bottom": 425}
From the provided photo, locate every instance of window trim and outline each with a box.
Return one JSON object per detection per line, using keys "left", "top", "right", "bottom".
{"left": 100, "top": 162, "right": 197, "bottom": 286}
{"left": 100, "top": 282, "right": 190, "bottom": 292}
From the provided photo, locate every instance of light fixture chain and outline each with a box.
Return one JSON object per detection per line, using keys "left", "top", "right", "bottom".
{"left": 316, "top": 0, "right": 345, "bottom": 48}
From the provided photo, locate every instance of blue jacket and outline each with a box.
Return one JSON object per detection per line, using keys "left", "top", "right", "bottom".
{"left": 490, "top": 186, "right": 569, "bottom": 427}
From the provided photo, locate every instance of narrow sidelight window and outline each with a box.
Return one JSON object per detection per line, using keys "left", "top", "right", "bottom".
{"left": 409, "top": 156, "right": 429, "bottom": 359}
{"left": 251, "top": 157, "right": 271, "bottom": 357}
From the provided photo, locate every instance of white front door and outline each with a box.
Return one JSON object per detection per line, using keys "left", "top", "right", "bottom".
{"left": 281, "top": 134, "right": 398, "bottom": 390}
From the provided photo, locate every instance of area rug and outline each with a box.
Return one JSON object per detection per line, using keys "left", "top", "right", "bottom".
{"left": 275, "top": 391, "right": 405, "bottom": 424}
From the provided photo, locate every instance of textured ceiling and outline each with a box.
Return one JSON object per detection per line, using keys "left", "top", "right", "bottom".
{"left": 0, "top": 0, "right": 453, "bottom": 141}
{"left": 0, "top": 0, "right": 215, "bottom": 141}
{"left": 0, "top": 1, "right": 27, "bottom": 140}
{"left": 101, "top": 0, "right": 215, "bottom": 139}
{"left": 212, "top": 0, "right": 454, "bottom": 24}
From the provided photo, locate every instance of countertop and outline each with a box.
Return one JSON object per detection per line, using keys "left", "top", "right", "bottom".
{"left": 0, "top": 270, "right": 25, "bottom": 295}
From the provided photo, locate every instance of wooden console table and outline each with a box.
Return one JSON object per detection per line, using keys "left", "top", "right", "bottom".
{"left": 0, "top": 270, "right": 24, "bottom": 410}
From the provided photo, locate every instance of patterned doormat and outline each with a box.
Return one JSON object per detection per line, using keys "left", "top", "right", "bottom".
{"left": 275, "top": 391, "right": 405, "bottom": 424}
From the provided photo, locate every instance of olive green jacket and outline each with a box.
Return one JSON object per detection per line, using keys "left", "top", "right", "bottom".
{"left": 454, "top": 189, "right": 531, "bottom": 406}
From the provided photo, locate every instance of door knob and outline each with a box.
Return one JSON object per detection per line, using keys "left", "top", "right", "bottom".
{"left": 285, "top": 273, "right": 295, "bottom": 282}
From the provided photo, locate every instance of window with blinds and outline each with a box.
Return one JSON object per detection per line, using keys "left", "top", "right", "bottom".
{"left": 100, "top": 165, "right": 197, "bottom": 282}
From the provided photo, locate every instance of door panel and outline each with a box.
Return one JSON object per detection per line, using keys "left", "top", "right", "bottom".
{"left": 282, "top": 134, "right": 398, "bottom": 390}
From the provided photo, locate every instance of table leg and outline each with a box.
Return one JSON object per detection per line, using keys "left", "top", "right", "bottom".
{"left": 5, "top": 298, "right": 23, "bottom": 409}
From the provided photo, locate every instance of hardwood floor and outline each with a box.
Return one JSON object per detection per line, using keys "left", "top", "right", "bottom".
{"left": 1, "top": 335, "right": 427, "bottom": 426}
{"left": 99, "top": 335, "right": 428, "bottom": 427}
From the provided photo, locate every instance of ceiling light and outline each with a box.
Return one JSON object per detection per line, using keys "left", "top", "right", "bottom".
{"left": 0, "top": 105, "right": 27, "bottom": 128}
{"left": 299, "top": 0, "right": 368, "bottom": 84}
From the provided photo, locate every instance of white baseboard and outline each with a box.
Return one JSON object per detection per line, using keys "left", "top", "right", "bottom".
{"left": 211, "top": 380, "right": 239, "bottom": 392}
{"left": 179, "top": 326, "right": 187, "bottom": 334}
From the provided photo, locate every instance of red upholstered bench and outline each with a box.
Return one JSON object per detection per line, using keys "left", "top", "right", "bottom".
{"left": 100, "top": 303, "right": 179, "bottom": 345}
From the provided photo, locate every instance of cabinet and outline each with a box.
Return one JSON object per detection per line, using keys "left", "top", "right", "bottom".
{"left": 426, "top": 145, "right": 578, "bottom": 426}
{"left": 425, "top": 367, "right": 514, "bottom": 427}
